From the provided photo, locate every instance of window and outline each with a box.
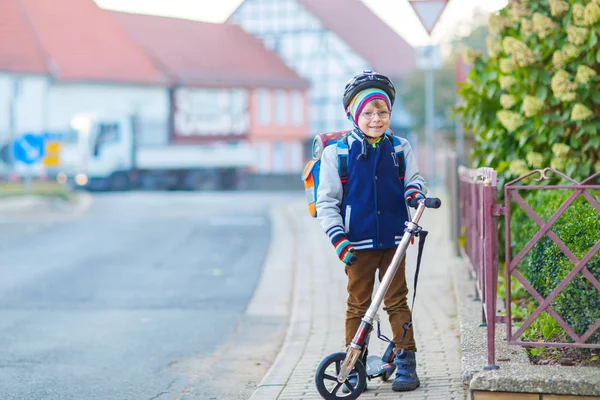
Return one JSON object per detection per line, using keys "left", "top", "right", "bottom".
{"left": 257, "top": 89, "right": 271, "bottom": 125}
{"left": 290, "top": 91, "right": 304, "bottom": 126}
{"left": 256, "top": 142, "right": 270, "bottom": 173}
{"left": 272, "top": 141, "right": 285, "bottom": 173}
{"left": 289, "top": 141, "right": 303, "bottom": 172}
{"left": 275, "top": 90, "right": 287, "bottom": 125}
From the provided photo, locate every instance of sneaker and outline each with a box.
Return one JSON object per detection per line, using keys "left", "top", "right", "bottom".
{"left": 391, "top": 349, "right": 420, "bottom": 392}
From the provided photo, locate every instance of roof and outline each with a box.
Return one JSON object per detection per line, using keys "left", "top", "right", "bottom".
{"left": 0, "top": 0, "right": 47, "bottom": 74}
{"left": 111, "top": 12, "right": 309, "bottom": 89}
{"left": 0, "top": 0, "right": 165, "bottom": 84}
{"left": 298, "top": 0, "right": 416, "bottom": 78}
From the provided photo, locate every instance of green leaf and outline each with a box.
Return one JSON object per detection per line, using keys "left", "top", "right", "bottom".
{"left": 569, "top": 135, "right": 581, "bottom": 148}
{"left": 589, "top": 32, "right": 598, "bottom": 49}
{"left": 592, "top": 91, "right": 600, "bottom": 105}
{"left": 583, "top": 124, "right": 598, "bottom": 136}
{"left": 583, "top": 135, "right": 600, "bottom": 151}
{"left": 597, "top": 48, "right": 600, "bottom": 64}
{"left": 536, "top": 86, "right": 548, "bottom": 101}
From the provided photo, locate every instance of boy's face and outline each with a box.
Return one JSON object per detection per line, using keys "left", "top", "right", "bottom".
{"left": 357, "top": 100, "right": 390, "bottom": 138}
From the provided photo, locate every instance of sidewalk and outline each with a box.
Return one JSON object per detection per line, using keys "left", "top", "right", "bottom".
{"left": 251, "top": 196, "right": 466, "bottom": 400}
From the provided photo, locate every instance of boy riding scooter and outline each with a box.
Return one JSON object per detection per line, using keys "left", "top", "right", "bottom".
{"left": 315, "top": 70, "right": 427, "bottom": 393}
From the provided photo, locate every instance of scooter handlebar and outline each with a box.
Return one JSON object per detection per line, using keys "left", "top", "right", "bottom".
{"left": 407, "top": 197, "right": 442, "bottom": 209}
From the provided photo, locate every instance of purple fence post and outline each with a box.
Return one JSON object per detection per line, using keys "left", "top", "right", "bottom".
{"left": 483, "top": 169, "right": 499, "bottom": 370}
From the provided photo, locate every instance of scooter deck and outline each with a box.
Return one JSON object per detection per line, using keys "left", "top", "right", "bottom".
{"left": 365, "top": 354, "right": 396, "bottom": 378}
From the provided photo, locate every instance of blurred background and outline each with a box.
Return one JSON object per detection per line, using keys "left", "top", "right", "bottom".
{"left": 0, "top": 0, "right": 507, "bottom": 193}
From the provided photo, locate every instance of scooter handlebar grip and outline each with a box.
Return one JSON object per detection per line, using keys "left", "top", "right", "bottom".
{"left": 425, "top": 197, "right": 442, "bottom": 209}
{"left": 407, "top": 198, "right": 420, "bottom": 209}
{"left": 407, "top": 197, "right": 442, "bottom": 209}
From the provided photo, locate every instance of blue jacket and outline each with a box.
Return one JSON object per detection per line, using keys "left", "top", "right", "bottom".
{"left": 316, "top": 130, "right": 427, "bottom": 250}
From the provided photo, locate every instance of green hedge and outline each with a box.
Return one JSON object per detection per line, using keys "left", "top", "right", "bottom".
{"left": 511, "top": 189, "right": 600, "bottom": 343}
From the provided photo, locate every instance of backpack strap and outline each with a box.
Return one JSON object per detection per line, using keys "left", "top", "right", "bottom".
{"left": 336, "top": 133, "right": 405, "bottom": 184}
{"left": 336, "top": 134, "right": 350, "bottom": 184}
{"left": 388, "top": 134, "right": 405, "bottom": 182}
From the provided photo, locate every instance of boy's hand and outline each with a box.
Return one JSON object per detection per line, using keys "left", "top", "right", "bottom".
{"left": 405, "top": 184, "right": 425, "bottom": 201}
{"left": 334, "top": 237, "right": 358, "bottom": 266}
{"left": 327, "top": 226, "right": 359, "bottom": 266}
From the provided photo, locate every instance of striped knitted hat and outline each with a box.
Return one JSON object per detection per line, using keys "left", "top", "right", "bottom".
{"left": 346, "top": 88, "right": 392, "bottom": 124}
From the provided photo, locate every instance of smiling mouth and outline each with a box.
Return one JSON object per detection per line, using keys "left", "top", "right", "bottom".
{"left": 369, "top": 126, "right": 383, "bottom": 129}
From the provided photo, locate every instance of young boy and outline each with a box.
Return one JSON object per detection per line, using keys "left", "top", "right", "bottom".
{"left": 315, "top": 70, "right": 427, "bottom": 392}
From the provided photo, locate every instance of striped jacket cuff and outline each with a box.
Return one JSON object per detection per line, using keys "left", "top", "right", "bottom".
{"left": 326, "top": 225, "right": 346, "bottom": 242}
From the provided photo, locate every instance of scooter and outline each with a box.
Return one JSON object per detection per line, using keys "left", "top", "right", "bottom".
{"left": 314, "top": 197, "right": 441, "bottom": 399}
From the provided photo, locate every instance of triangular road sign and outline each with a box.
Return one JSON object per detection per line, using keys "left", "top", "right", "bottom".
{"left": 409, "top": 0, "right": 449, "bottom": 35}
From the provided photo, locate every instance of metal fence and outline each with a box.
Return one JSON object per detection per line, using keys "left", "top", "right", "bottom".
{"left": 504, "top": 168, "right": 600, "bottom": 351}
{"left": 457, "top": 166, "right": 504, "bottom": 369}
{"left": 456, "top": 166, "right": 600, "bottom": 368}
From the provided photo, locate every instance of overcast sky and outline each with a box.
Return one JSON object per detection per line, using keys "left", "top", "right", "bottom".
{"left": 94, "top": 0, "right": 508, "bottom": 47}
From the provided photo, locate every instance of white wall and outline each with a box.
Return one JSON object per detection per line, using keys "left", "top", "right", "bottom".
{"left": 0, "top": 73, "right": 49, "bottom": 144}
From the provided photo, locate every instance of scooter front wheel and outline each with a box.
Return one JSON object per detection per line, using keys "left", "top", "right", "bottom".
{"left": 315, "top": 352, "right": 367, "bottom": 399}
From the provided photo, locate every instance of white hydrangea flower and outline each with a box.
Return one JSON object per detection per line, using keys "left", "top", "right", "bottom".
{"left": 489, "top": 13, "right": 512, "bottom": 35}
{"left": 500, "top": 58, "right": 514, "bottom": 74}
{"left": 521, "top": 19, "right": 534, "bottom": 36}
{"left": 573, "top": 4, "right": 585, "bottom": 25}
{"left": 533, "top": 13, "right": 558, "bottom": 38}
{"left": 551, "top": 69, "right": 577, "bottom": 101}
{"left": 584, "top": 3, "right": 600, "bottom": 26}
{"left": 567, "top": 26, "right": 589, "bottom": 46}
{"left": 551, "top": 158, "right": 565, "bottom": 170}
{"left": 497, "top": 110, "right": 525, "bottom": 132}
{"left": 575, "top": 65, "right": 597, "bottom": 84}
{"left": 509, "top": 159, "right": 529, "bottom": 176}
{"left": 463, "top": 47, "right": 483, "bottom": 64}
{"left": 550, "top": 0, "right": 569, "bottom": 17}
{"left": 487, "top": 37, "right": 502, "bottom": 58}
{"left": 500, "top": 76, "right": 518, "bottom": 89}
{"left": 552, "top": 143, "right": 570, "bottom": 158}
{"left": 523, "top": 96, "right": 544, "bottom": 117}
{"left": 500, "top": 94, "right": 517, "bottom": 109}
{"left": 526, "top": 152, "right": 544, "bottom": 169}
{"left": 571, "top": 103, "right": 593, "bottom": 121}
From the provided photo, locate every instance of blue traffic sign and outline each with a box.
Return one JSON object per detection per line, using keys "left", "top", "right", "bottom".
{"left": 12, "top": 133, "right": 45, "bottom": 165}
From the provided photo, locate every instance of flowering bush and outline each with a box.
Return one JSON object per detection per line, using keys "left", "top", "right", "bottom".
{"left": 456, "top": 0, "right": 600, "bottom": 185}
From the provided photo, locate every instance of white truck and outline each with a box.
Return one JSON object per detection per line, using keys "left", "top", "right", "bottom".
{"left": 58, "top": 114, "right": 255, "bottom": 191}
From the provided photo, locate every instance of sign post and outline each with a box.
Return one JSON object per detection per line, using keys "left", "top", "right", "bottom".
{"left": 409, "top": 0, "right": 449, "bottom": 186}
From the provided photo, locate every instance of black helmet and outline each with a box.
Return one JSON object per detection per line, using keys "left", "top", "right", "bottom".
{"left": 342, "top": 70, "right": 396, "bottom": 110}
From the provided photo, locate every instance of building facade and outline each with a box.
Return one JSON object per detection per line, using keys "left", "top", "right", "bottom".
{"left": 0, "top": 0, "right": 311, "bottom": 180}
{"left": 228, "top": 0, "right": 417, "bottom": 138}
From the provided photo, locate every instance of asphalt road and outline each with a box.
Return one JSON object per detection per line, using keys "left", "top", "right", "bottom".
{"left": 0, "top": 191, "right": 299, "bottom": 400}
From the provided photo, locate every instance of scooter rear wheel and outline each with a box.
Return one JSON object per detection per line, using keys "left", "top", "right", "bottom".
{"left": 315, "top": 352, "right": 367, "bottom": 399}
{"left": 381, "top": 369, "right": 394, "bottom": 382}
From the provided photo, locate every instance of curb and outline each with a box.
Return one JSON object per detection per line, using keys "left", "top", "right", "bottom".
{"left": 248, "top": 204, "right": 311, "bottom": 400}
{"left": 451, "top": 251, "right": 600, "bottom": 398}
{"left": 0, "top": 191, "right": 93, "bottom": 216}
{"left": 0, "top": 195, "right": 50, "bottom": 212}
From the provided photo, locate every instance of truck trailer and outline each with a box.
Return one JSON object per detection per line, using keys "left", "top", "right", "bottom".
{"left": 59, "top": 113, "right": 255, "bottom": 191}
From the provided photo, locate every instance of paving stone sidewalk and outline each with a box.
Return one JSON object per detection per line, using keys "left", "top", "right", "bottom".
{"left": 256, "top": 197, "right": 466, "bottom": 400}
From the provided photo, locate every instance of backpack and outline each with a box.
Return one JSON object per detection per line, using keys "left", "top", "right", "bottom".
{"left": 301, "top": 129, "right": 405, "bottom": 218}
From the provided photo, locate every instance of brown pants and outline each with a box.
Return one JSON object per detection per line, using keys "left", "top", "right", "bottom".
{"left": 344, "top": 248, "right": 416, "bottom": 352}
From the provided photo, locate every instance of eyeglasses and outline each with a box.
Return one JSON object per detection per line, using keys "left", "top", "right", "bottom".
{"left": 360, "top": 111, "right": 390, "bottom": 120}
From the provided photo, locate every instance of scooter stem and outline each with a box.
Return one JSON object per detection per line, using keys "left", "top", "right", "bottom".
{"left": 338, "top": 202, "right": 426, "bottom": 383}
{"left": 364, "top": 202, "right": 426, "bottom": 323}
